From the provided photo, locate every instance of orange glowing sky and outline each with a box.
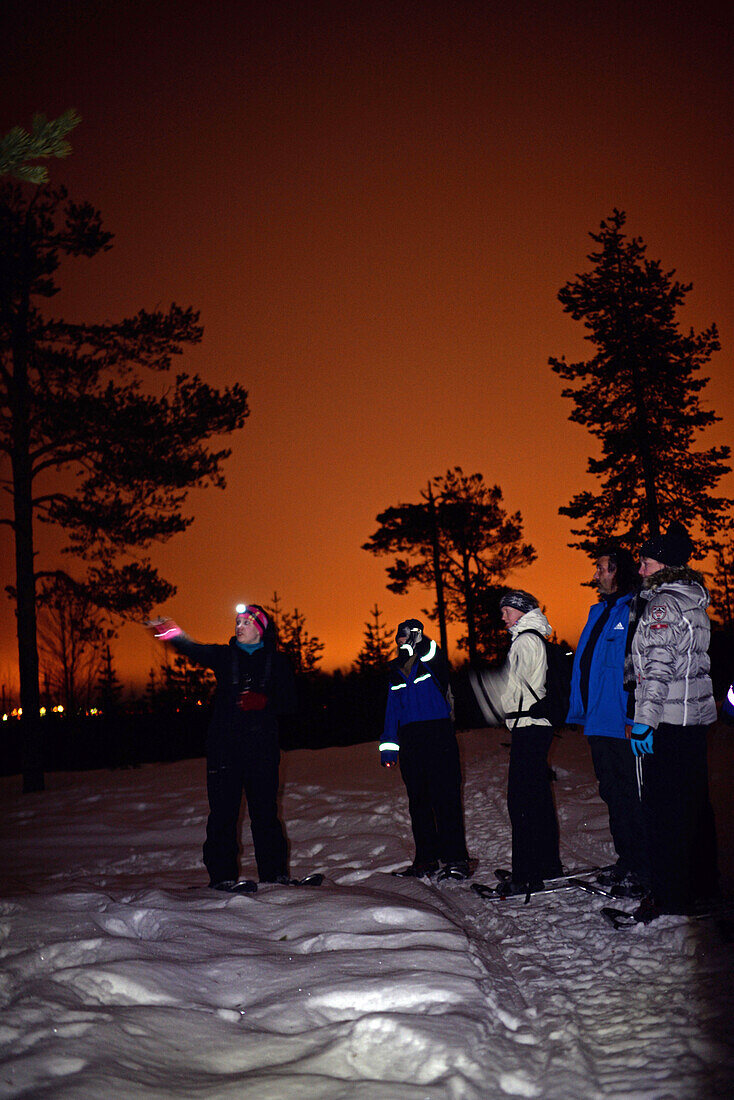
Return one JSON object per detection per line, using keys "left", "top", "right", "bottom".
{"left": 1, "top": 0, "right": 732, "bottom": 690}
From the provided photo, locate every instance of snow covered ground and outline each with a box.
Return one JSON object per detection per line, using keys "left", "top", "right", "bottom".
{"left": 1, "top": 724, "right": 733, "bottom": 1099}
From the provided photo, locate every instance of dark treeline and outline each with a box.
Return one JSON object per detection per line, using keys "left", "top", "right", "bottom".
{"left": 0, "top": 668, "right": 388, "bottom": 776}
{"left": 2, "top": 631, "right": 732, "bottom": 778}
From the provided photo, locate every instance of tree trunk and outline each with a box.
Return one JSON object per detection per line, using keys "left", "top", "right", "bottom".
{"left": 425, "top": 483, "right": 449, "bottom": 655}
{"left": 10, "top": 259, "right": 44, "bottom": 792}
{"left": 13, "top": 453, "right": 44, "bottom": 789}
{"left": 613, "top": 248, "right": 661, "bottom": 540}
{"left": 461, "top": 549, "right": 477, "bottom": 664}
{"left": 630, "top": 362, "right": 660, "bottom": 540}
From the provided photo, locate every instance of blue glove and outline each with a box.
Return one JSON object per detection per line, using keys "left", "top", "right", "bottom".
{"left": 629, "top": 722, "right": 653, "bottom": 756}
{"left": 380, "top": 747, "right": 399, "bottom": 768}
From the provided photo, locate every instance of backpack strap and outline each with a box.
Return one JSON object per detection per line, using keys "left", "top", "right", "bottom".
{"left": 232, "top": 645, "right": 273, "bottom": 691}
{"left": 504, "top": 629, "right": 547, "bottom": 721}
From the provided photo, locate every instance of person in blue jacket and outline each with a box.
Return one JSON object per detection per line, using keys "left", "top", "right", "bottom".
{"left": 567, "top": 546, "right": 647, "bottom": 896}
{"left": 379, "top": 618, "right": 470, "bottom": 881}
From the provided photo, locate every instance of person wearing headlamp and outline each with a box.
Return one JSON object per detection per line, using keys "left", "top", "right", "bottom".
{"left": 380, "top": 618, "right": 470, "bottom": 882}
{"left": 146, "top": 602, "right": 296, "bottom": 892}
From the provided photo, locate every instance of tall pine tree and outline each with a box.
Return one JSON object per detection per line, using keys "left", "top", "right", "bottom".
{"left": 550, "top": 210, "right": 730, "bottom": 554}
{"left": 0, "top": 182, "right": 249, "bottom": 790}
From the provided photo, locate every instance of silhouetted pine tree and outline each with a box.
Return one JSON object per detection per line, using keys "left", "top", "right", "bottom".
{"left": 0, "top": 181, "right": 249, "bottom": 790}
{"left": 709, "top": 539, "right": 734, "bottom": 631}
{"left": 97, "top": 644, "right": 123, "bottom": 714}
{"left": 163, "top": 652, "right": 215, "bottom": 708}
{"left": 266, "top": 593, "right": 324, "bottom": 674}
{"left": 550, "top": 210, "right": 731, "bottom": 554}
{"left": 363, "top": 468, "right": 535, "bottom": 663}
{"left": 354, "top": 604, "right": 393, "bottom": 672}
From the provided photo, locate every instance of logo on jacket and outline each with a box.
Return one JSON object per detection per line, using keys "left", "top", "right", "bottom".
{"left": 613, "top": 622, "right": 624, "bottom": 630}
{"left": 651, "top": 605, "right": 666, "bottom": 622}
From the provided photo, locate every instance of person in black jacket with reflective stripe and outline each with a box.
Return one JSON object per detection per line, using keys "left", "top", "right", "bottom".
{"left": 147, "top": 604, "right": 296, "bottom": 892}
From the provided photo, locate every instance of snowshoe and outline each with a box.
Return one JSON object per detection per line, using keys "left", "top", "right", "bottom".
{"left": 261, "top": 872, "right": 324, "bottom": 887}
{"left": 436, "top": 860, "right": 472, "bottom": 883}
{"left": 392, "top": 861, "right": 439, "bottom": 878}
{"left": 495, "top": 864, "right": 602, "bottom": 885}
{"left": 472, "top": 882, "right": 499, "bottom": 900}
{"left": 496, "top": 878, "right": 544, "bottom": 899}
{"left": 210, "top": 879, "right": 258, "bottom": 894}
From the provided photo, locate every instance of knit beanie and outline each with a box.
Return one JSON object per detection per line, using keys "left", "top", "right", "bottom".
{"left": 639, "top": 521, "right": 694, "bottom": 568}
{"left": 396, "top": 618, "right": 424, "bottom": 638}
{"left": 235, "top": 604, "right": 269, "bottom": 637}
{"left": 499, "top": 590, "right": 539, "bottom": 615}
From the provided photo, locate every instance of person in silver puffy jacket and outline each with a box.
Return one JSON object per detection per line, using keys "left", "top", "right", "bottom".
{"left": 629, "top": 521, "right": 718, "bottom": 921}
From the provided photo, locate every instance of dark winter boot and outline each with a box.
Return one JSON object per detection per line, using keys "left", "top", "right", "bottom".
{"left": 610, "top": 872, "right": 644, "bottom": 900}
{"left": 496, "top": 878, "right": 544, "bottom": 898}
{"left": 392, "top": 861, "right": 439, "bottom": 878}
{"left": 596, "top": 862, "right": 626, "bottom": 887}
{"left": 210, "top": 879, "right": 258, "bottom": 894}
{"left": 632, "top": 896, "right": 661, "bottom": 924}
{"left": 436, "top": 860, "right": 472, "bottom": 882}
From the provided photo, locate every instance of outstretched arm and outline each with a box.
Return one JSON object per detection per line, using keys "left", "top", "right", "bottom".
{"left": 145, "top": 617, "right": 184, "bottom": 641}
{"left": 144, "top": 618, "right": 221, "bottom": 671}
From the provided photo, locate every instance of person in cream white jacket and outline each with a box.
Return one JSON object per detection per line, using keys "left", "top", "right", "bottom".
{"left": 472, "top": 590, "right": 563, "bottom": 896}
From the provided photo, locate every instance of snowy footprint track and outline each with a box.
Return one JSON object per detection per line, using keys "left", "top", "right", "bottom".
{"left": 2, "top": 732, "right": 734, "bottom": 1098}
{"left": 601, "top": 900, "right": 734, "bottom": 935}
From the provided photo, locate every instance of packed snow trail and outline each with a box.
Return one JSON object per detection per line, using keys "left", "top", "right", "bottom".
{"left": 1, "top": 728, "right": 732, "bottom": 1098}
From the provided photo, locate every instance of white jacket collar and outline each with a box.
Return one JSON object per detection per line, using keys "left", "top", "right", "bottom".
{"left": 510, "top": 607, "right": 552, "bottom": 639}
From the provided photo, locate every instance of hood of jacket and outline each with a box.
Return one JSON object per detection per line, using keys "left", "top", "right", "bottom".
{"left": 509, "top": 606, "right": 552, "bottom": 640}
{"left": 632, "top": 564, "right": 715, "bottom": 728}
{"left": 642, "top": 565, "right": 710, "bottom": 610}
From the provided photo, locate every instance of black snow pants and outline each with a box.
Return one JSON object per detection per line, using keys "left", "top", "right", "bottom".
{"left": 204, "top": 718, "right": 288, "bottom": 884}
{"left": 588, "top": 735, "right": 649, "bottom": 885}
{"left": 640, "top": 722, "right": 718, "bottom": 912}
{"left": 507, "top": 725, "right": 562, "bottom": 883}
{"left": 398, "top": 718, "right": 469, "bottom": 866}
